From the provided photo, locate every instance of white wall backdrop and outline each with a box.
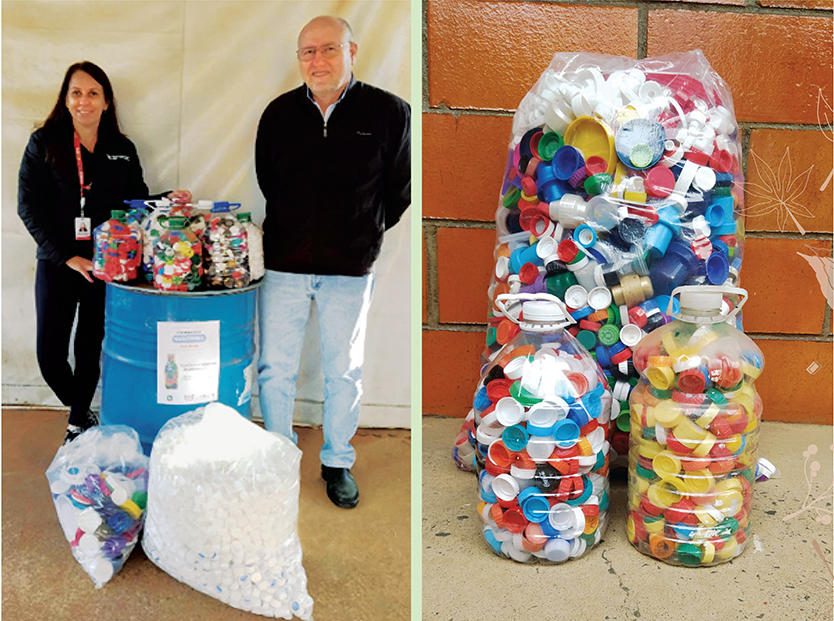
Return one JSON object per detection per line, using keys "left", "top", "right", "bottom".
{"left": 2, "top": 0, "right": 411, "bottom": 428}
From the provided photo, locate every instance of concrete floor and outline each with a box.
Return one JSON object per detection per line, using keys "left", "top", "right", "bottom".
{"left": 423, "top": 416, "right": 834, "bottom": 621}
{"left": 3, "top": 408, "right": 410, "bottom": 621}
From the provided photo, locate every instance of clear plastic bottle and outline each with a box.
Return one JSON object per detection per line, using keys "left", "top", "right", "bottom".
{"left": 627, "top": 285, "right": 763, "bottom": 566}
{"left": 472, "top": 293, "right": 612, "bottom": 563}
{"left": 202, "top": 202, "right": 250, "bottom": 289}
{"left": 92, "top": 210, "right": 142, "bottom": 282}
{"left": 237, "top": 212, "right": 265, "bottom": 282}
{"left": 153, "top": 216, "right": 203, "bottom": 292}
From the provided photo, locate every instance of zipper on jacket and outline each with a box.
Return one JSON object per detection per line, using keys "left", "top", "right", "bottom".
{"left": 323, "top": 120, "right": 327, "bottom": 138}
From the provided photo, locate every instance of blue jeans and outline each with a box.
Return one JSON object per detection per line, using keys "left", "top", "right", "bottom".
{"left": 257, "top": 270, "right": 374, "bottom": 468}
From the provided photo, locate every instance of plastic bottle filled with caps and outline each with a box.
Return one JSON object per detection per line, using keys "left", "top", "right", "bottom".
{"left": 201, "top": 202, "right": 250, "bottom": 289}
{"left": 470, "top": 293, "right": 612, "bottom": 563}
{"left": 92, "top": 210, "right": 142, "bottom": 283}
{"left": 237, "top": 212, "right": 265, "bottom": 281}
{"left": 626, "top": 285, "right": 763, "bottom": 566}
{"left": 153, "top": 216, "right": 204, "bottom": 292}
{"left": 132, "top": 199, "right": 175, "bottom": 282}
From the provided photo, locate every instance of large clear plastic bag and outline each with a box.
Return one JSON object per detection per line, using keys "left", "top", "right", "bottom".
{"left": 453, "top": 50, "right": 747, "bottom": 471}
{"left": 46, "top": 425, "right": 150, "bottom": 588}
{"left": 142, "top": 402, "right": 313, "bottom": 620}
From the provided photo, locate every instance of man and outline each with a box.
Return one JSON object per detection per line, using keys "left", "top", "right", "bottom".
{"left": 255, "top": 16, "right": 410, "bottom": 509}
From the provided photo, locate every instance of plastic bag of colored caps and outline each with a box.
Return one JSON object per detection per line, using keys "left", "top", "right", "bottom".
{"left": 627, "top": 286, "right": 763, "bottom": 566}
{"left": 472, "top": 294, "right": 613, "bottom": 563}
{"left": 452, "top": 50, "right": 749, "bottom": 473}
{"left": 202, "top": 203, "right": 251, "bottom": 289}
{"left": 92, "top": 210, "right": 142, "bottom": 282}
{"left": 46, "top": 425, "right": 150, "bottom": 588}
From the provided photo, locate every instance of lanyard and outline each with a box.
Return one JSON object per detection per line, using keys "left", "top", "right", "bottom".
{"left": 73, "top": 131, "right": 92, "bottom": 217}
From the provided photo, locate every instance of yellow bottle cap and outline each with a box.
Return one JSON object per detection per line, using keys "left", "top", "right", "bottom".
{"left": 725, "top": 434, "right": 743, "bottom": 453}
{"left": 715, "top": 536, "right": 739, "bottom": 560}
{"left": 702, "top": 540, "right": 716, "bottom": 564}
{"left": 681, "top": 469, "right": 715, "bottom": 495}
{"left": 715, "top": 489, "right": 744, "bottom": 517}
{"left": 691, "top": 431, "right": 717, "bottom": 457}
{"left": 695, "top": 403, "right": 721, "bottom": 429}
{"left": 647, "top": 366, "right": 675, "bottom": 391}
{"left": 654, "top": 401, "right": 683, "bottom": 427}
{"left": 645, "top": 517, "right": 666, "bottom": 534}
{"left": 120, "top": 499, "right": 142, "bottom": 520}
{"left": 638, "top": 438, "right": 663, "bottom": 460}
{"left": 652, "top": 451, "right": 682, "bottom": 478}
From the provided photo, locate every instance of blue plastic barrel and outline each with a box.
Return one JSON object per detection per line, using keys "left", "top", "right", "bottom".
{"left": 100, "top": 282, "right": 259, "bottom": 454}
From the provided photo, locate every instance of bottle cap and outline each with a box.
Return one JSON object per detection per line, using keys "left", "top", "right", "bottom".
{"left": 502, "top": 425, "right": 530, "bottom": 452}
{"left": 552, "top": 419, "right": 580, "bottom": 446}
{"left": 587, "top": 286, "right": 613, "bottom": 311}
{"left": 495, "top": 396, "right": 526, "bottom": 426}
{"left": 552, "top": 146, "right": 585, "bottom": 181}
{"left": 645, "top": 166, "right": 675, "bottom": 198}
{"left": 705, "top": 252, "right": 730, "bottom": 285}
{"left": 538, "top": 131, "right": 564, "bottom": 161}
{"left": 492, "top": 474, "right": 520, "bottom": 502}
{"left": 528, "top": 399, "right": 569, "bottom": 426}
{"left": 597, "top": 324, "right": 620, "bottom": 347}
{"left": 573, "top": 224, "right": 597, "bottom": 248}
{"left": 564, "top": 285, "right": 588, "bottom": 309}
{"left": 619, "top": 323, "right": 644, "bottom": 347}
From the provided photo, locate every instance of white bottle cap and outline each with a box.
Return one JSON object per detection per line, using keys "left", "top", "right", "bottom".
{"left": 544, "top": 538, "right": 571, "bottom": 563}
{"left": 495, "top": 397, "right": 525, "bottom": 426}
{"left": 536, "top": 236, "right": 557, "bottom": 259}
{"left": 587, "top": 286, "right": 613, "bottom": 311}
{"left": 503, "top": 357, "right": 529, "bottom": 381}
{"left": 77, "top": 508, "right": 103, "bottom": 533}
{"left": 521, "top": 300, "right": 566, "bottom": 323}
{"left": 619, "top": 323, "right": 644, "bottom": 347}
{"left": 527, "top": 398, "right": 569, "bottom": 426}
{"left": 492, "top": 474, "right": 520, "bottom": 502}
{"left": 564, "top": 285, "right": 588, "bottom": 310}
{"left": 680, "top": 289, "right": 724, "bottom": 312}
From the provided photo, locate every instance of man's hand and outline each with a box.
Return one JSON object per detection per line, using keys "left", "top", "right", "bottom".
{"left": 66, "top": 256, "right": 94, "bottom": 283}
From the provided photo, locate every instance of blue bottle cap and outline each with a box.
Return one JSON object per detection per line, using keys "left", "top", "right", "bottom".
{"left": 552, "top": 419, "right": 580, "bottom": 446}
{"left": 570, "top": 306, "right": 594, "bottom": 320}
{"left": 502, "top": 424, "right": 530, "bottom": 452}
{"left": 581, "top": 392, "right": 602, "bottom": 419}
{"left": 567, "top": 402, "right": 591, "bottom": 428}
{"left": 484, "top": 528, "right": 503, "bottom": 553}
{"left": 540, "top": 517, "right": 560, "bottom": 538}
{"left": 473, "top": 386, "right": 491, "bottom": 411}
{"left": 609, "top": 341, "right": 627, "bottom": 356}
{"left": 706, "top": 251, "right": 730, "bottom": 285}
{"left": 654, "top": 294, "right": 680, "bottom": 316}
{"left": 595, "top": 344, "right": 612, "bottom": 368}
{"left": 480, "top": 488, "right": 498, "bottom": 504}
{"left": 574, "top": 224, "right": 598, "bottom": 248}
{"left": 552, "top": 145, "right": 585, "bottom": 181}
{"left": 521, "top": 494, "right": 551, "bottom": 523}
{"left": 711, "top": 239, "right": 730, "bottom": 257}
{"left": 527, "top": 422, "right": 554, "bottom": 437}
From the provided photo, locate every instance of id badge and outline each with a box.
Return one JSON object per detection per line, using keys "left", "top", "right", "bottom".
{"left": 75, "top": 217, "right": 91, "bottom": 240}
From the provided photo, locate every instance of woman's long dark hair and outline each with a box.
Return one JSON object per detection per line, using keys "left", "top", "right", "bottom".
{"left": 40, "top": 61, "right": 123, "bottom": 163}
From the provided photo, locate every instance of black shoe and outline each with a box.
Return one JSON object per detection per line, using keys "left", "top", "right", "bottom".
{"left": 321, "top": 465, "right": 359, "bottom": 509}
{"left": 63, "top": 409, "right": 100, "bottom": 446}
{"left": 63, "top": 424, "right": 84, "bottom": 446}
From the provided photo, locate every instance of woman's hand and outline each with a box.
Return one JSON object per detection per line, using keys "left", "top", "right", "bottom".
{"left": 167, "top": 189, "right": 193, "bottom": 204}
{"left": 66, "top": 256, "right": 94, "bottom": 283}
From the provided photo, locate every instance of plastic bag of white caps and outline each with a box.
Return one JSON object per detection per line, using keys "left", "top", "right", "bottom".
{"left": 142, "top": 402, "right": 313, "bottom": 620}
{"left": 453, "top": 50, "right": 749, "bottom": 472}
{"left": 45, "top": 425, "right": 150, "bottom": 588}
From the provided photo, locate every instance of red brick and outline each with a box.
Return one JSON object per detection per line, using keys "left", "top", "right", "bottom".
{"left": 423, "top": 329, "right": 488, "bottom": 417}
{"left": 739, "top": 238, "right": 830, "bottom": 334}
{"left": 648, "top": 11, "right": 833, "bottom": 124}
{"left": 423, "top": 113, "right": 513, "bottom": 221}
{"left": 653, "top": 0, "right": 744, "bottom": 3}
{"left": 427, "top": 0, "right": 638, "bottom": 110}
{"left": 436, "top": 227, "right": 497, "bottom": 323}
{"left": 754, "top": 339, "right": 833, "bottom": 424}
{"left": 423, "top": 232, "right": 429, "bottom": 324}
{"left": 744, "top": 129, "right": 834, "bottom": 234}
{"left": 757, "top": 0, "right": 833, "bottom": 8}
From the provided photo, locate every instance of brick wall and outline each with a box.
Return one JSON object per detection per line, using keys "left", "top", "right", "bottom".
{"left": 422, "top": 0, "right": 833, "bottom": 424}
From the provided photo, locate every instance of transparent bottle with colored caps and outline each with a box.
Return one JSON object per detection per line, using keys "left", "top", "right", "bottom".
{"left": 472, "top": 293, "right": 612, "bottom": 563}
{"left": 627, "top": 286, "right": 763, "bottom": 566}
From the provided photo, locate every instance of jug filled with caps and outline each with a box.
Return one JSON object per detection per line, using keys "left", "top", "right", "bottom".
{"left": 153, "top": 216, "right": 203, "bottom": 292}
{"left": 93, "top": 210, "right": 142, "bottom": 283}
{"left": 627, "top": 285, "right": 763, "bottom": 566}
{"left": 202, "top": 202, "right": 250, "bottom": 289}
{"left": 471, "top": 293, "right": 613, "bottom": 563}
{"left": 237, "top": 212, "right": 265, "bottom": 282}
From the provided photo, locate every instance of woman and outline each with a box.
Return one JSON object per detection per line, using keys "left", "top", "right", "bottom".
{"left": 18, "top": 61, "right": 191, "bottom": 444}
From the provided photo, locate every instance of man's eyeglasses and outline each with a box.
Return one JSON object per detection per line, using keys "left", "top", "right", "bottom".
{"left": 297, "top": 43, "right": 348, "bottom": 61}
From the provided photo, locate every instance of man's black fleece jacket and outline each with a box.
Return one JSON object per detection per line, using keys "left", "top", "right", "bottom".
{"left": 255, "top": 80, "right": 411, "bottom": 276}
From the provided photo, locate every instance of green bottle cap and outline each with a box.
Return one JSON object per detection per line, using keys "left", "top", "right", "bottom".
{"left": 598, "top": 324, "right": 620, "bottom": 347}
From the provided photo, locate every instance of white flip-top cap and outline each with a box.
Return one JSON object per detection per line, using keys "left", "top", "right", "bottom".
{"left": 522, "top": 300, "right": 565, "bottom": 323}
{"left": 680, "top": 289, "right": 723, "bottom": 312}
